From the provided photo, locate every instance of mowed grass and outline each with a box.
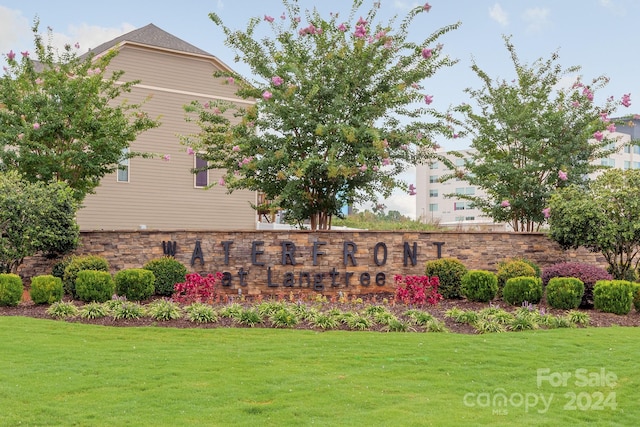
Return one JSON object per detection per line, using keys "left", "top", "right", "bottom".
{"left": 1, "top": 317, "right": 638, "bottom": 426}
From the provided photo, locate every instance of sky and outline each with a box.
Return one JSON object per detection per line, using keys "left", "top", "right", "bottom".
{"left": 0, "top": 0, "right": 637, "bottom": 219}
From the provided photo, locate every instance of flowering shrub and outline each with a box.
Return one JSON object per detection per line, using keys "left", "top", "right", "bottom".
{"left": 172, "top": 272, "right": 222, "bottom": 304}
{"left": 394, "top": 275, "right": 442, "bottom": 305}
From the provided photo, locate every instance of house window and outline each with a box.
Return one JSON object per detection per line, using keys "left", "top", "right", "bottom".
{"left": 454, "top": 202, "right": 472, "bottom": 211}
{"left": 429, "top": 203, "right": 438, "bottom": 212}
{"left": 634, "top": 161, "right": 640, "bottom": 169}
{"left": 195, "top": 155, "right": 208, "bottom": 187}
{"left": 429, "top": 189, "right": 438, "bottom": 197}
{"left": 600, "top": 158, "right": 615, "bottom": 167}
{"left": 624, "top": 161, "right": 631, "bottom": 170}
{"left": 429, "top": 175, "right": 439, "bottom": 183}
{"left": 455, "top": 187, "right": 475, "bottom": 195}
{"left": 455, "top": 158, "right": 465, "bottom": 167}
{"left": 117, "top": 148, "right": 129, "bottom": 182}
{"left": 429, "top": 161, "right": 439, "bottom": 169}
{"left": 624, "top": 145, "right": 631, "bottom": 154}
{"left": 633, "top": 145, "right": 640, "bottom": 154}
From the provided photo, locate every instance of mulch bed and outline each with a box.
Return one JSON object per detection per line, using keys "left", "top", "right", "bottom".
{"left": 2, "top": 292, "right": 640, "bottom": 334}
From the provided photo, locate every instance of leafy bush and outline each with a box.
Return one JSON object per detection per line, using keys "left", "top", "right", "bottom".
{"left": 51, "top": 256, "right": 73, "bottom": 280}
{"left": 546, "top": 277, "right": 584, "bottom": 310}
{"left": 593, "top": 280, "right": 633, "bottom": 315}
{"left": 173, "top": 272, "right": 222, "bottom": 304}
{"left": 0, "top": 273, "right": 23, "bottom": 306}
{"left": 496, "top": 260, "right": 536, "bottom": 293}
{"left": 29, "top": 275, "right": 64, "bottom": 305}
{"left": 63, "top": 255, "right": 110, "bottom": 298}
{"left": 541, "top": 262, "right": 612, "bottom": 308}
{"left": 114, "top": 268, "right": 155, "bottom": 301}
{"left": 112, "top": 301, "right": 144, "bottom": 320}
{"left": 75, "top": 270, "right": 114, "bottom": 303}
{"left": 498, "top": 257, "right": 541, "bottom": 277}
{"left": 424, "top": 258, "right": 467, "bottom": 299}
{"left": 502, "top": 276, "right": 543, "bottom": 306}
{"left": 143, "top": 256, "right": 188, "bottom": 297}
{"left": 394, "top": 275, "right": 442, "bottom": 305}
{"left": 633, "top": 283, "right": 640, "bottom": 313}
{"left": 460, "top": 270, "right": 498, "bottom": 302}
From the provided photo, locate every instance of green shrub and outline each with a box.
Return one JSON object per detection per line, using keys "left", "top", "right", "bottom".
{"left": 143, "top": 257, "right": 188, "bottom": 296}
{"left": 593, "top": 280, "right": 633, "bottom": 315}
{"left": 546, "top": 277, "right": 584, "bottom": 310}
{"left": 63, "top": 255, "right": 110, "bottom": 297}
{"left": 0, "top": 273, "right": 23, "bottom": 306}
{"left": 497, "top": 260, "right": 536, "bottom": 293}
{"left": 114, "top": 268, "right": 155, "bottom": 301}
{"left": 51, "top": 256, "right": 73, "bottom": 280}
{"left": 460, "top": 270, "right": 498, "bottom": 302}
{"left": 75, "top": 270, "right": 114, "bottom": 303}
{"left": 424, "top": 258, "right": 468, "bottom": 299}
{"left": 29, "top": 275, "right": 64, "bottom": 305}
{"left": 499, "top": 257, "right": 541, "bottom": 277}
{"left": 502, "top": 276, "right": 543, "bottom": 306}
{"left": 633, "top": 283, "right": 640, "bottom": 313}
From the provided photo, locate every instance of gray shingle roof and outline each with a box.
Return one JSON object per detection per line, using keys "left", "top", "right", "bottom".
{"left": 84, "top": 23, "right": 213, "bottom": 58}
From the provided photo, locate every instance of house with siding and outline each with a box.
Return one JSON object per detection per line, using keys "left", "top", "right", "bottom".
{"left": 76, "top": 24, "right": 258, "bottom": 231}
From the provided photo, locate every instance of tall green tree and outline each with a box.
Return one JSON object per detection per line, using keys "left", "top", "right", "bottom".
{"left": 548, "top": 169, "right": 640, "bottom": 280}
{"left": 0, "top": 21, "right": 160, "bottom": 202}
{"left": 443, "top": 35, "right": 629, "bottom": 231}
{"left": 183, "top": 0, "right": 459, "bottom": 230}
{"left": 0, "top": 171, "right": 79, "bottom": 274}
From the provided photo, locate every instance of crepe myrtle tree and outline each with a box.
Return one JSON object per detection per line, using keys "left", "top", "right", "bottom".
{"left": 182, "top": 1, "right": 460, "bottom": 230}
{"left": 0, "top": 171, "right": 79, "bottom": 274}
{"left": 440, "top": 35, "right": 631, "bottom": 232}
{"left": 548, "top": 168, "right": 640, "bottom": 281}
{"left": 0, "top": 21, "right": 160, "bottom": 202}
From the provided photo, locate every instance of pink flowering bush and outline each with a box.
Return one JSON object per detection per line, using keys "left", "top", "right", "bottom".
{"left": 394, "top": 275, "right": 442, "bottom": 305}
{"left": 172, "top": 272, "right": 223, "bottom": 304}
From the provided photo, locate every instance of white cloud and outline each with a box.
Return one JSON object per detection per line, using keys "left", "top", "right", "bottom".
{"left": 393, "top": 1, "right": 422, "bottom": 12}
{"left": 217, "top": 0, "right": 224, "bottom": 10}
{"left": 523, "top": 7, "right": 550, "bottom": 33}
{"left": 489, "top": 3, "right": 509, "bottom": 26}
{"left": 61, "top": 23, "right": 136, "bottom": 54}
{"left": 0, "top": 6, "right": 31, "bottom": 54}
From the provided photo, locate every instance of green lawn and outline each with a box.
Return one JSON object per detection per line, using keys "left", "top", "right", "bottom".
{"left": 1, "top": 317, "right": 638, "bottom": 426}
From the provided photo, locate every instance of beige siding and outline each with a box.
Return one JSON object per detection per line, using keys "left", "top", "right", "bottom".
{"left": 77, "top": 44, "right": 257, "bottom": 231}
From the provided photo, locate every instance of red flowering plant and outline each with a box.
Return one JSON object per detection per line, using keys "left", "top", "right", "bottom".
{"left": 172, "top": 272, "right": 223, "bottom": 304}
{"left": 394, "top": 275, "right": 442, "bottom": 305}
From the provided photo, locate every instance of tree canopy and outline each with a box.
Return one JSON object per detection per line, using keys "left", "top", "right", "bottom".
{"left": 182, "top": 0, "right": 460, "bottom": 230}
{"left": 0, "top": 21, "right": 160, "bottom": 202}
{"left": 548, "top": 168, "right": 640, "bottom": 280}
{"left": 443, "top": 35, "right": 630, "bottom": 231}
{"left": 0, "top": 171, "right": 79, "bottom": 273}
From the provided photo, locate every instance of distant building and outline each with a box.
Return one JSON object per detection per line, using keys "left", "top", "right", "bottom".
{"left": 416, "top": 119, "right": 639, "bottom": 230}
{"left": 76, "top": 24, "right": 258, "bottom": 230}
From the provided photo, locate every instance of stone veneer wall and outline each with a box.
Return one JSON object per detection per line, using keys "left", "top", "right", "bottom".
{"left": 19, "top": 230, "right": 608, "bottom": 296}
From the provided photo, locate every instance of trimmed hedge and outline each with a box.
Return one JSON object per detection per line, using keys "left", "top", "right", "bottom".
{"left": 143, "top": 257, "right": 187, "bottom": 296}
{"left": 460, "top": 270, "right": 498, "bottom": 302}
{"left": 502, "top": 276, "right": 543, "bottom": 306}
{"left": 542, "top": 262, "right": 612, "bottom": 308}
{"left": 545, "top": 277, "right": 584, "bottom": 310}
{"left": 75, "top": 270, "right": 114, "bottom": 303}
{"left": 115, "top": 268, "right": 155, "bottom": 301}
{"left": 63, "top": 255, "right": 110, "bottom": 298}
{"left": 424, "top": 258, "right": 468, "bottom": 299}
{"left": 497, "top": 261, "right": 536, "bottom": 294}
{"left": 593, "top": 280, "right": 633, "bottom": 315}
{"left": 30, "top": 275, "right": 64, "bottom": 305}
{"left": 0, "top": 273, "right": 23, "bottom": 306}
